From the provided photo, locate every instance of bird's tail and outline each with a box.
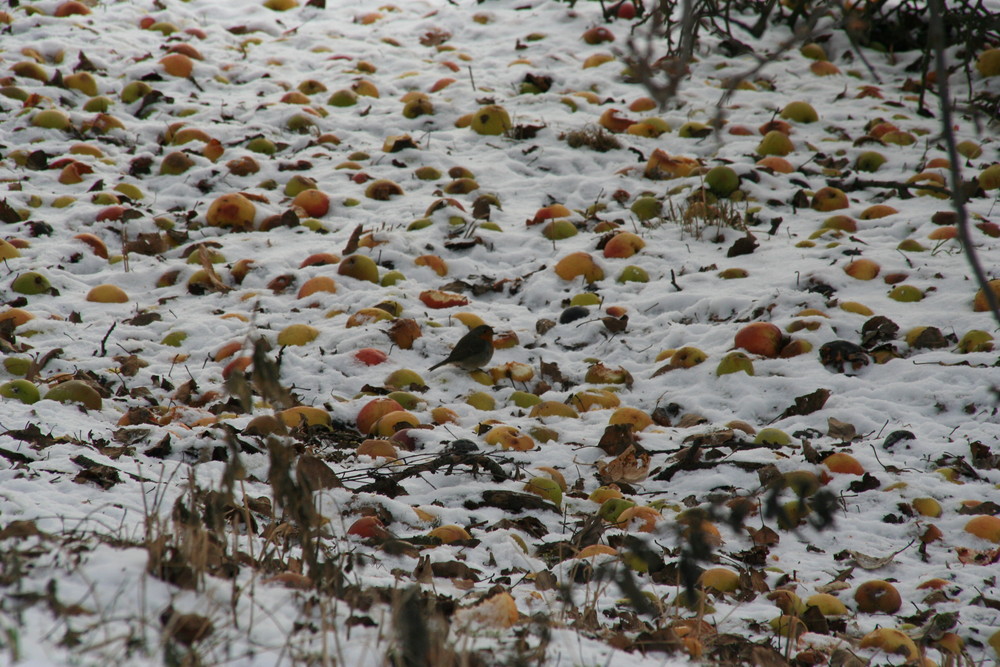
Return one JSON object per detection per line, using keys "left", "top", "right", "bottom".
{"left": 428, "top": 360, "right": 446, "bottom": 371}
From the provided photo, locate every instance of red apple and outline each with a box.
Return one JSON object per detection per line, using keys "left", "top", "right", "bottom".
{"left": 299, "top": 253, "right": 340, "bottom": 268}
{"left": 582, "top": 27, "right": 615, "bottom": 44}
{"left": 616, "top": 2, "right": 636, "bottom": 19}
{"left": 291, "top": 189, "right": 330, "bottom": 217}
{"left": 529, "top": 204, "right": 572, "bottom": 225}
{"left": 347, "top": 517, "right": 390, "bottom": 540}
{"left": 355, "top": 348, "right": 388, "bottom": 366}
{"left": 356, "top": 397, "right": 404, "bottom": 434}
{"left": 734, "top": 322, "right": 784, "bottom": 358}
{"left": 73, "top": 233, "right": 108, "bottom": 259}
{"left": 418, "top": 289, "right": 469, "bottom": 309}
{"left": 603, "top": 231, "right": 646, "bottom": 258}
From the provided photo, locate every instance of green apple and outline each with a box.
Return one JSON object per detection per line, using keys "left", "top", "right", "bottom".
{"left": 716, "top": 351, "right": 754, "bottom": 376}
{"left": 855, "top": 151, "right": 886, "bottom": 172}
{"left": 120, "top": 81, "right": 153, "bottom": 103}
{"left": 32, "top": 109, "right": 72, "bottom": 131}
{"left": 617, "top": 265, "right": 649, "bottom": 283}
{"left": 0, "top": 379, "right": 40, "bottom": 405}
{"left": 44, "top": 380, "right": 103, "bottom": 410}
{"left": 705, "top": 165, "right": 740, "bottom": 196}
{"left": 754, "top": 427, "right": 791, "bottom": 445}
{"left": 630, "top": 196, "right": 662, "bottom": 221}
{"left": 780, "top": 100, "right": 818, "bottom": 123}
{"left": 11, "top": 271, "right": 51, "bottom": 295}
{"left": 757, "top": 130, "right": 794, "bottom": 156}
{"left": 598, "top": 498, "right": 636, "bottom": 523}
{"left": 957, "top": 329, "right": 994, "bottom": 353}
{"left": 524, "top": 477, "right": 562, "bottom": 506}
{"left": 328, "top": 89, "right": 358, "bottom": 107}
{"left": 470, "top": 105, "right": 511, "bottom": 135}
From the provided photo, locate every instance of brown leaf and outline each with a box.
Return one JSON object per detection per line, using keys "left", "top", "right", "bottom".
{"left": 0, "top": 198, "right": 21, "bottom": 224}
{"left": 431, "top": 561, "right": 481, "bottom": 580}
{"left": 676, "top": 413, "right": 708, "bottom": 428}
{"left": 957, "top": 501, "right": 1000, "bottom": 515}
{"left": 597, "top": 424, "right": 637, "bottom": 456}
{"left": 296, "top": 455, "right": 342, "bottom": 491}
{"left": 956, "top": 546, "right": 1000, "bottom": 566}
{"left": 342, "top": 224, "right": 363, "bottom": 256}
{"left": 386, "top": 318, "right": 422, "bottom": 350}
{"left": 419, "top": 28, "right": 451, "bottom": 47}
{"left": 860, "top": 315, "right": 900, "bottom": 347}
{"left": 727, "top": 233, "right": 758, "bottom": 257}
{"left": 71, "top": 456, "right": 122, "bottom": 489}
{"left": 471, "top": 196, "right": 493, "bottom": 220}
{"left": 970, "top": 441, "right": 999, "bottom": 470}
{"left": 124, "top": 232, "right": 170, "bottom": 256}
{"left": 779, "top": 388, "right": 831, "bottom": 419}
{"left": 747, "top": 525, "right": 780, "bottom": 547}
{"left": 172, "top": 379, "right": 197, "bottom": 406}
{"left": 598, "top": 445, "right": 651, "bottom": 484}
{"left": 827, "top": 417, "right": 857, "bottom": 441}
{"left": 540, "top": 360, "right": 566, "bottom": 386}
{"left": 683, "top": 428, "right": 737, "bottom": 448}
{"left": 0, "top": 520, "right": 41, "bottom": 540}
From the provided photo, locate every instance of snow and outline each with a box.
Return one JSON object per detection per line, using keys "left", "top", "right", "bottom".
{"left": 1, "top": 0, "right": 999, "bottom": 665}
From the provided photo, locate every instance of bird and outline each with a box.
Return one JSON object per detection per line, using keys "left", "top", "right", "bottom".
{"left": 428, "top": 324, "right": 495, "bottom": 371}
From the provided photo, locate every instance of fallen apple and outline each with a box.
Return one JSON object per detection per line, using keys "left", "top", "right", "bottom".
{"left": 470, "top": 105, "right": 511, "bottom": 135}
{"left": 757, "top": 130, "right": 794, "bottom": 156}
{"left": 603, "top": 231, "right": 646, "bottom": 258}
{"left": 859, "top": 628, "right": 917, "bottom": 662}
{"left": 854, "top": 579, "right": 901, "bottom": 614}
{"left": 206, "top": 193, "right": 256, "bottom": 229}
{"left": 337, "top": 255, "right": 379, "bottom": 283}
{"left": 810, "top": 186, "right": 849, "bottom": 211}
{"left": 734, "top": 322, "right": 783, "bottom": 357}
{"left": 716, "top": 351, "right": 754, "bottom": 376}
{"left": 44, "top": 380, "right": 102, "bottom": 410}
{"left": 0, "top": 379, "right": 40, "bottom": 405}
{"left": 554, "top": 252, "right": 604, "bottom": 283}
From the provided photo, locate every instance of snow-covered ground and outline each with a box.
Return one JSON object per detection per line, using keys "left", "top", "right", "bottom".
{"left": 1, "top": 0, "right": 999, "bottom": 665}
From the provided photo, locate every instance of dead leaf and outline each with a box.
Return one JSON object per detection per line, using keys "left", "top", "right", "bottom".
{"left": 597, "top": 423, "right": 637, "bottom": 456}
{"left": 386, "top": 318, "right": 422, "bottom": 350}
{"left": 778, "top": 388, "right": 831, "bottom": 419}
{"left": 747, "top": 525, "right": 780, "bottom": 547}
{"left": 342, "top": 224, "right": 363, "bottom": 256}
{"left": 296, "top": 455, "right": 342, "bottom": 491}
{"left": 727, "top": 233, "right": 758, "bottom": 257}
{"left": 827, "top": 417, "right": 857, "bottom": 441}
{"left": 0, "top": 520, "right": 41, "bottom": 540}
{"left": 598, "top": 445, "right": 651, "bottom": 484}
{"left": 847, "top": 542, "right": 913, "bottom": 570}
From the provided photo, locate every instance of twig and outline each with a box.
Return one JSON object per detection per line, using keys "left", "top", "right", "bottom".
{"left": 99, "top": 321, "right": 117, "bottom": 357}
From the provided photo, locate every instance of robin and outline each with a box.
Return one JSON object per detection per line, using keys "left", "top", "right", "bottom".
{"left": 428, "top": 324, "right": 495, "bottom": 371}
